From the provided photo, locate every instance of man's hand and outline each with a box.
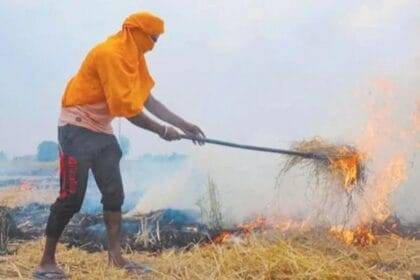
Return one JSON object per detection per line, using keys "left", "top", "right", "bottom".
{"left": 144, "top": 95, "right": 205, "bottom": 144}
{"left": 159, "top": 126, "right": 181, "bottom": 141}
{"left": 181, "top": 122, "right": 206, "bottom": 145}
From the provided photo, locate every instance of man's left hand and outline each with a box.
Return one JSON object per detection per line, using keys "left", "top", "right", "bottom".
{"left": 181, "top": 123, "right": 206, "bottom": 145}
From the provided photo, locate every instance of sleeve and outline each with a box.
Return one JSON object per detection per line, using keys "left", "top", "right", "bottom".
{"left": 95, "top": 50, "right": 146, "bottom": 118}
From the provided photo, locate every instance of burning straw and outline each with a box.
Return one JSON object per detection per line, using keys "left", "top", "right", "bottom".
{"left": 276, "top": 137, "right": 367, "bottom": 227}
{"left": 278, "top": 137, "right": 366, "bottom": 193}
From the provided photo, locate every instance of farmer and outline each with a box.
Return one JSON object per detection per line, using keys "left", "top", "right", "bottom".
{"left": 33, "top": 11, "right": 205, "bottom": 279}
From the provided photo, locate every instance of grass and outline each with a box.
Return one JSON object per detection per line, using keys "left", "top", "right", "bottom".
{"left": 0, "top": 232, "right": 419, "bottom": 280}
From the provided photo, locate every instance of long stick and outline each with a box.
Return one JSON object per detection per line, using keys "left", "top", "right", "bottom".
{"left": 180, "top": 135, "right": 328, "bottom": 161}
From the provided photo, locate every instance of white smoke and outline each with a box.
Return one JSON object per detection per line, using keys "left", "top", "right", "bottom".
{"left": 125, "top": 74, "right": 419, "bottom": 227}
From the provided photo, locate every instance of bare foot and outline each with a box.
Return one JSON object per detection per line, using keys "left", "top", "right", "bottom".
{"left": 108, "top": 253, "right": 151, "bottom": 273}
{"left": 33, "top": 262, "right": 67, "bottom": 279}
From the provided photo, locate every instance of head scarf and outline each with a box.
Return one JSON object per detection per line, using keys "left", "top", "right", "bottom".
{"left": 122, "top": 11, "right": 164, "bottom": 53}
{"left": 62, "top": 11, "right": 165, "bottom": 117}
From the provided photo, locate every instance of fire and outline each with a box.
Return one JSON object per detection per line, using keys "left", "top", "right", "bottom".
{"left": 326, "top": 78, "right": 416, "bottom": 246}
{"left": 212, "top": 216, "right": 312, "bottom": 244}
{"left": 329, "top": 149, "right": 364, "bottom": 192}
{"left": 212, "top": 216, "right": 268, "bottom": 244}
{"left": 238, "top": 216, "right": 267, "bottom": 233}
{"left": 213, "top": 231, "right": 234, "bottom": 244}
{"left": 212, "top": 79, "right": 415, "bottom": 248}
{"left": 368, "top": 155, "right": 407, "bottom": 222}
{"left": 330, "top": 225, "right": 377, "bottom": 246}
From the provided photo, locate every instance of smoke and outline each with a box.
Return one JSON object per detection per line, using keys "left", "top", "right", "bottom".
{"left": 129, "top": 165, "right": 203, "bottom": 214}
{"left": 64, "top": 68, "right": 418, "bottom": 228}
{"left": 300, "top": 74, "right": 420, "bottom": 227}
{"left": 122, "top": 74, "right": 419, "bottom": 227}
{"left": 3, "top": 77, "right": 412, "bottom": 229}
{"left": 125, "top": 147, "right": 282, "bottom": 224}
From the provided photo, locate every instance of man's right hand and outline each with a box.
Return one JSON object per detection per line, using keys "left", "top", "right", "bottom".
{"left": 159, "top": 126, "right": 181, "bottom": 141}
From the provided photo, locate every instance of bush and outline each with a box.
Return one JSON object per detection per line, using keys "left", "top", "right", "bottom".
{"left": 36, "top": 141, "right": 58, "bottom": 162}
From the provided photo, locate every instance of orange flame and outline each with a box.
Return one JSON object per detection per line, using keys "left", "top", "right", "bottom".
{"left": 327, "top": 78, "right": 415, "bottom": 246}
{"left": 367, "top": 155, "right": 407, "bottom": 222}
{"left": 212, "top": 216, "right": 311, "bottom": 244}
{"left": 213, "top": 231, "right": 234, "bottom": 244}
{"left": 330, "top": 225, "right": 378, "bottom": 246}
{"left": 329, "top": 150, "right": 364, "bottom": 192}
{"left": 238, "top": 216, "right": 267, "bottom": 233}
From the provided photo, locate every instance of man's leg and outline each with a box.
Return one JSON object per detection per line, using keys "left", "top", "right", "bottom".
{"left": 36, "top": 237, "right": 61, "bottom": 275}
{"left": 94, "top": 150, "right": 150, "bottom": 272}
{"left": 91, "top": 141, "right": 128, "bottom": 266}
{"left": 36, "top": 149, "right": 90, "bottom": 274}
{"left": 103, "top": 211, "right": 125, "bottom": 265}
{"left": 92, "top": 136, "right": 150, "bottom": 272}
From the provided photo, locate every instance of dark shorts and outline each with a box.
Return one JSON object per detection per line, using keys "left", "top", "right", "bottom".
{"left": 45, "top": 124, "right": 124, "bottom": 238}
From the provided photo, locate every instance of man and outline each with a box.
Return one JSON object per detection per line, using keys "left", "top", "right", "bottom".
{"left": 33, "top": 11, "right": 205, "bottom": 279}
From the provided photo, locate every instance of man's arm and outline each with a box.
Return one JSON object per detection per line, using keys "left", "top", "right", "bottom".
{"left": 145, "top": 94, "right": 205, "bottom": 143}
{"left": 127, "top": 111, "right": 180, "bottom": 141}
{"left": 145, "top": 94, "right": 188, "bottom": 128}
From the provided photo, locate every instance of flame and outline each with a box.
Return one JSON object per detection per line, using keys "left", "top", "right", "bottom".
{"left": 212, "top": 216, "right": 268, "bottom": 244}
{"left": 330, "top": 225, "right": 377, "bottom": 246}
{"left": 237, "top": 216, "right": 267, "bottom": 233}
{"left": 213, "top": 231, "right": 234, "bottom": 244}
{"left": 212, "top": 216, "right": 310, "bottom": 244}
{"left": 368, "top": 155, "right": 407, "bottom": 222}
{"left": 326, "top": 78, "right": 416, "bottom": 246}
{"left": 239, "top": 216, "right": 309, "bottom": 234}
{"left": 329, "top": 149, "right": 364, "bottom": 192}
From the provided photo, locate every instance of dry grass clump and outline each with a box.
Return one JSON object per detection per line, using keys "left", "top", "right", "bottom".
{"left": 1, "top": 232, "right": 418, "bottom": 280}
{"left": 279, "top": 137, "right": 365, "bottom": 193}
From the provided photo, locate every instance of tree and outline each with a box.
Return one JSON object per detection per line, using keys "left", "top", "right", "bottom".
{"left": 37, "top": 141, "right": 58, "bottom": 162}
{"left": 118, "top": 135, "right": 130, "bottom": 158}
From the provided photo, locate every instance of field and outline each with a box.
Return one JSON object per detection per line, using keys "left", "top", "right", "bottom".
{"left": 0, "top": 232, "right": 419, "bottom": 280}
{"left": 1, "top": 160, "right": 419, "bottom": 280}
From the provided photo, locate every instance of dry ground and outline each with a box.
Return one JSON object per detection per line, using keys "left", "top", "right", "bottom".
{"left": 1, "top": 185, "right": 419, "bottom": 279}
{"left": 0, "top": 232, "right": 419, "bottom": 280}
